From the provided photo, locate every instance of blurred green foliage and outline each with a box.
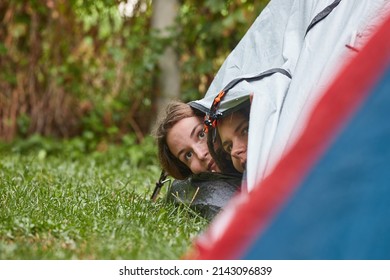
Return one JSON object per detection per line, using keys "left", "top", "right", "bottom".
{"left": 0, "top": 0, "right": 268, "bottom": 144}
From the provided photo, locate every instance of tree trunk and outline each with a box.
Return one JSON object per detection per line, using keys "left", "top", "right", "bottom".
{"left": 151, "top": 0, "right": 180, "bottom": 127}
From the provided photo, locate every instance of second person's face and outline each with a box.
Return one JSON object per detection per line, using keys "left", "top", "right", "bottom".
{"left": 167, "top": 116, "right": 219, "bottom": 175}
{"left": 217, "top": 113, "right": 248, "bottom": 173}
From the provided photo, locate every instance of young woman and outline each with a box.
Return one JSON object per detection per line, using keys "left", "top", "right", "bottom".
{"left": 154, "top": 100, "right": 239, "bottom": 180}
{"left": 153, "top": 101, "right": 242, "bottom": 220}
{"left": 206, "top": 104, "right": 250, "bottom": 174}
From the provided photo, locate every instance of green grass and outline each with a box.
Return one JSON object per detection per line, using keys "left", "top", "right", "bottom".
{"left": 0, "top": 136, "right": 208, "bottom": 259}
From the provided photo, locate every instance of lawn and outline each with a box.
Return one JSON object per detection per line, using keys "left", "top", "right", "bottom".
{"left": 0, "top": 135, "right": 208, "bottom": 259}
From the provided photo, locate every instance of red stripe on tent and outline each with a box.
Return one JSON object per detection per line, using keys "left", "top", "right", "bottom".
{"left": 188, "top": 13, "right": 390, "bottom": 260}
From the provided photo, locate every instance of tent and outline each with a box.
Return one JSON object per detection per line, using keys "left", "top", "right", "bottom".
{"left": 189, "top": 0, "right": 390, "bottom": 192}
{"left": 185, "top": 0, "right": 390, "bottom": 259}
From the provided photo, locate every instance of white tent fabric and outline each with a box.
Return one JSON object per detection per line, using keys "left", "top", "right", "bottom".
{"left": 189, "top": 0, "right": 390, "bottom": 192}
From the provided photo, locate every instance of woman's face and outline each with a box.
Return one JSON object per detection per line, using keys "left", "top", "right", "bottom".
{"left": 167, "top": 116, "right": 219, "bottom": 174}
{"left": 218, "top": 113, "right": 248, "bottom": 173}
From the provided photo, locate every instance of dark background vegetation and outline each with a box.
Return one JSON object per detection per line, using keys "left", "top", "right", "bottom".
{"left": 0, "top": 0, "right": 268, "bottom": 147}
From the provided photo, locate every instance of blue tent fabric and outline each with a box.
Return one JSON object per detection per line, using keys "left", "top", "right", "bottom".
{"left": 244, "top": 66, "right": 390, "bottom": 259}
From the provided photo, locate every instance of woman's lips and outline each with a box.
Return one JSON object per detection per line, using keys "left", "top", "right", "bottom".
{"left": 208, "top": 160, "right": 216, "bottom": 172}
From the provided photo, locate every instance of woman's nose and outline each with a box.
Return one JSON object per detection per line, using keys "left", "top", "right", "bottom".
{"left": 194, "top": 145, "right": 208, "bottom": 160}
{"left": 231, "top": 144, "right": 245, "bottom": 159}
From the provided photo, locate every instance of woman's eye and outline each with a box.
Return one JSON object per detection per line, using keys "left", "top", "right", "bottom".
{"left": 185, "top": 151, "right": 192, "bottom": 160}
{"left": 198, "top": 130, "right": 206, "bottom": 139}
{"left": 224, "top": 144, "right": 232, "bottom": 154}
{"left": 242, "top": 126, "right": 249, "bottom": 136}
